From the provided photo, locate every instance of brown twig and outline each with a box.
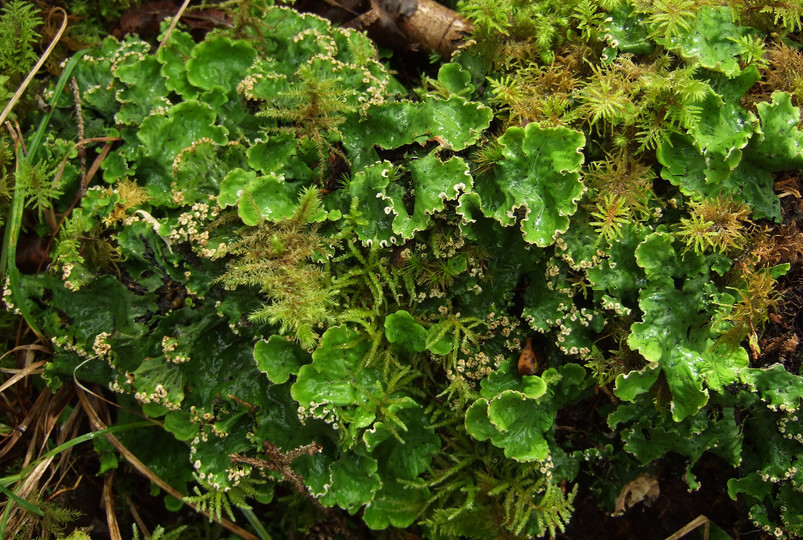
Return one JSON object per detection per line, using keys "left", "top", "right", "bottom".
{"left": 597, "top": 383, "right": 619, "bottom": 405}
{"left": 232, "top": 441, "right": 322, "bottom": 504}
{"left": 665, "top": 514, "right": 710, "bottom": 540}
{"left": 71, "top": 77, "right": 87, "bottom": 181}
{"left": 126, "top": 496, "right": 150, "bottom": 538}
{"left": 45, "top": 474, "right": 83, "bottom": 503}
{"left": 54, "top": 137, "right": 119, "bottom": 218}
{"left": 232, "top": 442, "right": 355, "bottom": 539}
{"left": 37, "top": 137, "right": 118, "bottom": 273}
{"left": 158, "top": 0, "right": 193, "bottom": 50}
{"left": 4, "top": 121, "right": 21, "bottom": 154}
{"left": 105, "top": 471, "right": 123, "bottom": 540}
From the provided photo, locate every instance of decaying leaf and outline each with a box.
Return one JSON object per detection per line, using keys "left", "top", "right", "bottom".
{"left": 347, "top": 0, "right": 473, "bottom": 58}
{"left": 614, "top": 473, "right": 660, "bottom": 515}
{"left": 517, "top": 336, "right": 538, "bottom": 376}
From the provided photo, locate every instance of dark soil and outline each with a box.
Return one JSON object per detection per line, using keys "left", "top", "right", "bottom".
{"left": 563, "top": 454, "right": 767, "bottom": 540}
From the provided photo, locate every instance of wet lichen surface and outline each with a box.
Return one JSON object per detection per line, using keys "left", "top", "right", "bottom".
{"left": 2, "top": 1, "right": 803, "bottom": 538}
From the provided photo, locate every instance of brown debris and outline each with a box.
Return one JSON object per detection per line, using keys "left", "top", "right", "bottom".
{"left": 116, "top": 0, "right": 231, "bottom": 40}
{"left": 614, "top": 473, "right": 660, "bottom": 516}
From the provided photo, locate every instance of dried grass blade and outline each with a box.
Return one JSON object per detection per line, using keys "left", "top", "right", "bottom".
{"left": 158, "top": 0, "right": 192, "bottom": 50}
{"left": 0, "top": 360, "right": 45, "bottom": 394}
{"left": 0, "top": 8, "right": 68, "bottom": 126}
{"left": 0, "top": 385, "right": 50, "bottom": 462}
{"left": 104, "top": 472, "right": 122, "bottom": 540}
{"left": 665, "top": 514, "right": 710, "bottom": 540}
